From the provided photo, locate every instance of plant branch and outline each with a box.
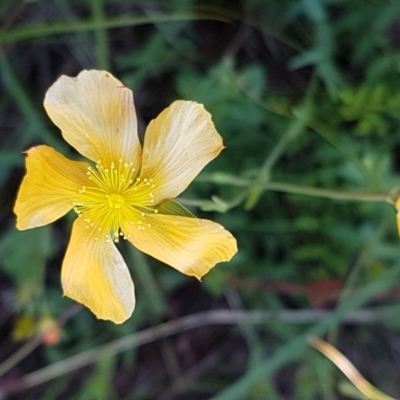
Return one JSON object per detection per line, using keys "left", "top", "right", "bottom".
{"left": 198, "top": 173, "right": 393, "bottom": 204}
{"left": 11, "top": 307, "right": 398, "bottom": 391}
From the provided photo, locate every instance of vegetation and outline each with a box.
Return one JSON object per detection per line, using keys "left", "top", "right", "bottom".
{"left": 1, "top": 0, "right": 400, "bottom": 398}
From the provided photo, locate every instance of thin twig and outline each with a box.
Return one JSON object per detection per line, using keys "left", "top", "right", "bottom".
{"left": 15, "top": 307, "right": 397, "bottom": 391}
{"left": 0, "top": 304, "right": 82, "bottom": 379}
{"left": 0, "top": 336, "right": 42, "bottom": 378}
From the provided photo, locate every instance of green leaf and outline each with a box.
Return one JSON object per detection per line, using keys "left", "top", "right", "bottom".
{"left": 157, "top": 199, "right": 196, "bottom": 217}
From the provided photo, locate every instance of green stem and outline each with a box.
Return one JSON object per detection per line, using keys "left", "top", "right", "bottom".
{"left": 265, "top": 182, "right": 391, "bottom": 203}
{"left": 91, "top": 0, "right": 109, "bottom": 70}
{"left": 262, "top": 78, "right": 316, "bottom": 173}
{"left": 226, "top": 68, "right": 366, "bottom": 174}
{"left": 210, "top": 262, "right": 400, "bottom": 400}
{"left": 0, "top": 13, "right": 230, "bottom": 45}
{"left": 198, "top": 173, "right": 393, "bottom": 203}
{"left": 128, "top": 247, "right": 166, "bottom": 317}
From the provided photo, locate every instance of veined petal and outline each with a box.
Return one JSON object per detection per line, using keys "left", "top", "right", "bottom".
{"left": 44, "top": 70, "right": 141, "bottom": 168}
{"left": 126, "top": 214, "right": 237, "bottom": 280}
{"left": 14, "top": 145, "right": 90, "bottom": 230}
{"left": 140, "top": 101, "right": 224, "bottom": 203}
{"left": 62, "top": 218, "right": 135, "bottom": 324}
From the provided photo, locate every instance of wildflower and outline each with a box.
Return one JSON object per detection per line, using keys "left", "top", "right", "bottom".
{"left": 14, "top": 70, "right": 237, "bottom": 324}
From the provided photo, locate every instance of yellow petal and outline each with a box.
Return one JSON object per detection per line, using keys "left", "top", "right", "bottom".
{"left": 140, "top": 101, "right": 224, "bottom": 203}
{"left": 62, "top": 218, "right": 135, "bottom": 324}
{"left": 126, "top": 214, "right": 237, "bottom": 280}
{"left": 44, "top": 70, "right": 141, "bottom": 168}
{"left": 14, "top": 145, "right": 90, "bottom": 230}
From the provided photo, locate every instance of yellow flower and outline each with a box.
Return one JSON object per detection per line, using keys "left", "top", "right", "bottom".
{"left": 14, "top": 70, "right": 237, "bottom": 324}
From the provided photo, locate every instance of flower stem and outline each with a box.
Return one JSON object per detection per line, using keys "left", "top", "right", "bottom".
{"left": 0, "top": 336, "right": 42, "bottom": 378}
{"left": 264, "top": 181, "right": 391, "bottom": 203}
{"left": 198, "top": 173, "right": 393, "bottom": 204}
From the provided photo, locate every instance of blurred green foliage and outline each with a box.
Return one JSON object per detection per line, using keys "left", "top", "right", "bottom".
{"left": 1, "top": 0, "right": 400, "bottom": 399}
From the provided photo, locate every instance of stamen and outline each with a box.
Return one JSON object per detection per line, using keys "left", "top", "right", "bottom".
{"left": 73, "top": 160, "right": 156, "bottom": 242}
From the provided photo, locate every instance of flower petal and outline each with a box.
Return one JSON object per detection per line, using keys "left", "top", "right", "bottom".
{"left": 140, "top": 101, "right": 224, "bottom": 203}
{"left": 62, "top": 218, "right": 135, "bottom": 324}
{"left": 14, "top": 145, "right": 90, "bottom": 230}
{"left": 44, "top": 70, "right": 141, "bottom": 168}
{"left": 125, "top": 214, "right": 237, "bottom": 280}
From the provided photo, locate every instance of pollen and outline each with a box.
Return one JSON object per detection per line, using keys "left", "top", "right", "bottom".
{"left": 73, "top": 159, "right": 157, "bottom": 242}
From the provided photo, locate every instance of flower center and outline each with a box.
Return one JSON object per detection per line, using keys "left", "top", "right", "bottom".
{"left": 108, "top": 193, "right": 125, "bottom": 209}
{"left": 73, "top": 160, "right": 158, "bottom": 242}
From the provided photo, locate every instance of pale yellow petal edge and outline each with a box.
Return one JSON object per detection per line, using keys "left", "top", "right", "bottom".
{"left": 126, "top": 214, "right": 237, "bottom": 280}
{"left": 62, "top": 219, "right": 135, "bottom": 324}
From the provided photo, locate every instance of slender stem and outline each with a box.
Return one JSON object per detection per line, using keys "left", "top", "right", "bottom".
{"left": 198, "top": 173, "right": 393, "bottom": 203}
{"left": 0, "top": 336, "right": 42, "bottom": 378}
{"left": 0, "top": 304, "right": 82, "bottom": 379}
{"left": 210, "top": 262, "right": 400, "bottom": 400}
{"left": 0, "top": 13, "right": 230, "bottom": 45}
{"left": 310, "top": 337, "right": 396, "bottom": 400}
{"left": 261, "top": 116, "right": 304, "bottom": 172}
{"left": 0, "top": 53, "right": 62, "bottom": 149}
{"left": 265, "top": 181, "right": 391, "bottom": 203}
{"left": 129, "top": 247, "right": 166, "bottom": 318}
{"left": 18, "top": 307, "right": 398, "bottom": 390}
{"left": 327, "top": 219, "right": 390, "bottom": 348}
{"left": 227, "top": 61, "right": 368, "bottom": 175}
{"left": 91, "top": 0, "right": 109, "bottom": 70}
{"left": 262, "top": 78, "right": 316, "bottom": 173}
{"left": 179, "top": 191, "right": 247, "bottom": 212}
